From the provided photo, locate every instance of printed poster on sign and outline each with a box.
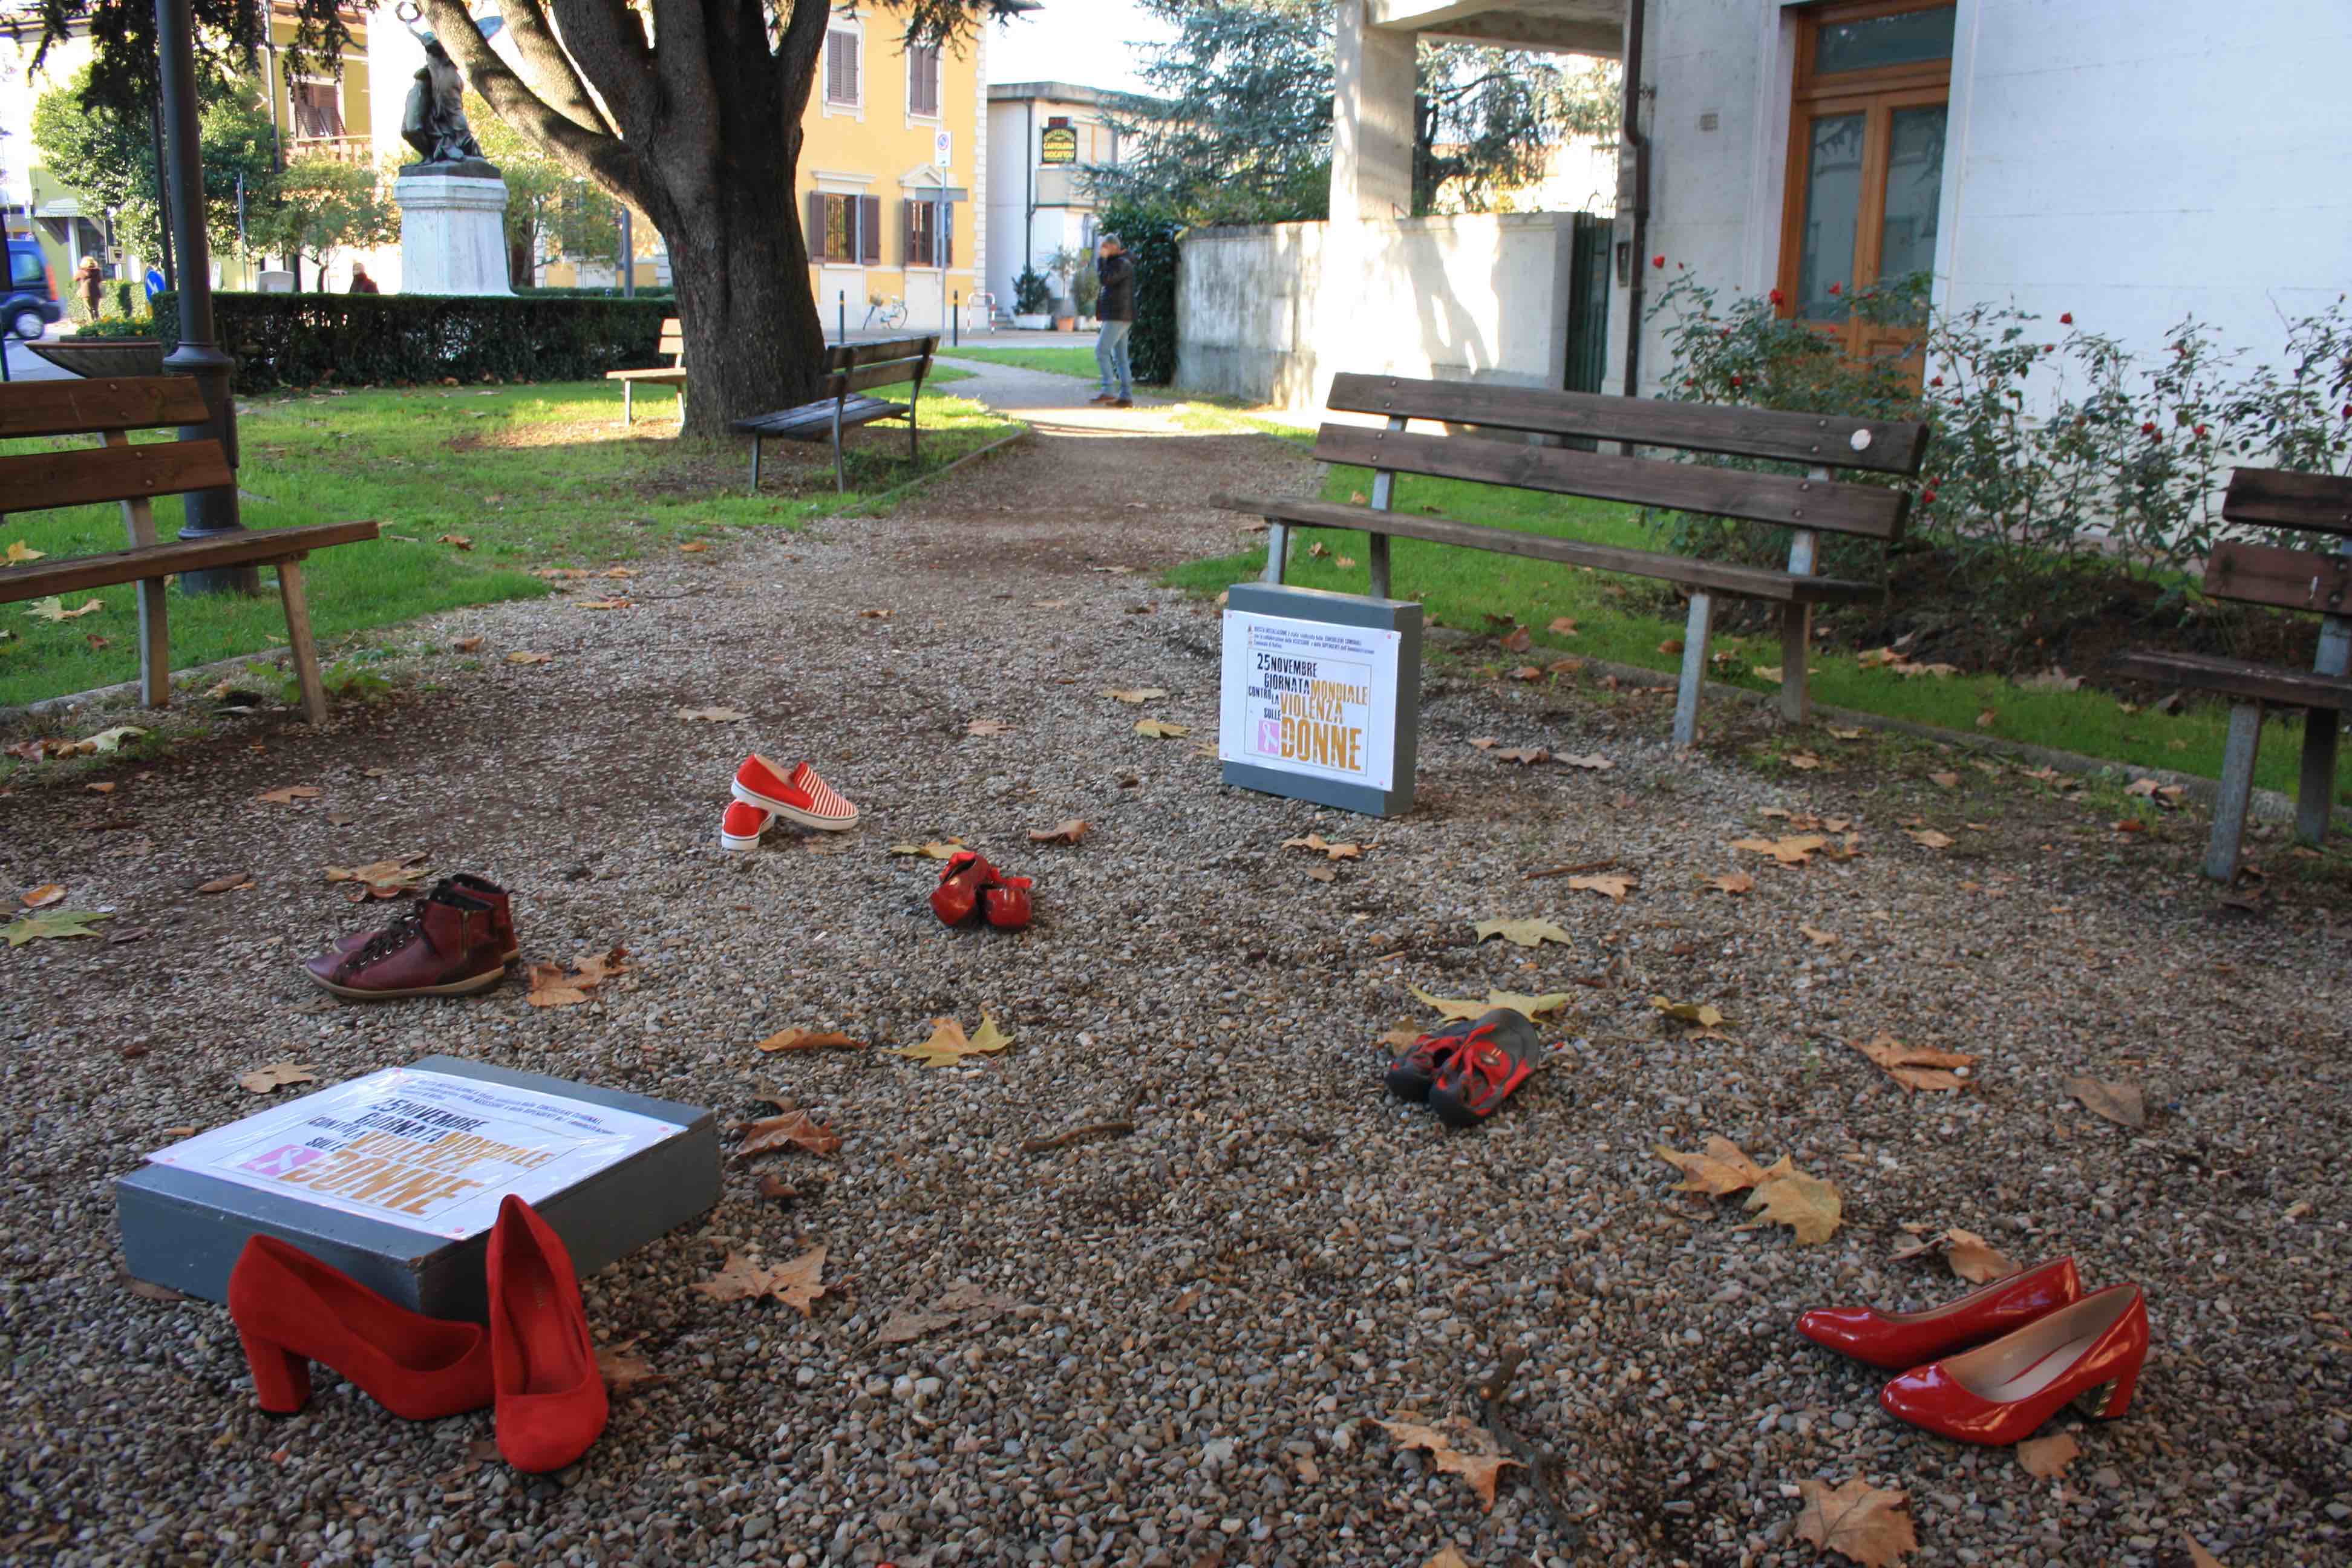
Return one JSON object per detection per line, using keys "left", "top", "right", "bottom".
{"left": 147, "top": 1068, "right": 676, "bottom": 1239}
{"left": 1219, "top": 609, "right": 1400, "bottom": 790}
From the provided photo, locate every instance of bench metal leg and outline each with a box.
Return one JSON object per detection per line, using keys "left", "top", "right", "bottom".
{"left": 621, "top": 382, "right": 633, "bottom": 426}
{"left": 1672, "top": 592, "right": 1715, "bottom": 746}
{"left": 1262, "top": 522, "right": 1290, "bottom": 585}
{"left": 1779, "top": 601, "right": 1812, "bottom": 724}
{"left": 748, "top": 434, "right": 763, "bottom": 495}
{"left": 276, "top": 558, "right": 330, "bottom": 727}
{"left": 2296, "top": 708, "right": 2338, "bottom": 846}
{"left": 833, "top": 433, "right": 847, "bottom": 493}
{"left": 1367, "top": 535, "right": 1393, "bottom": 600}
{"left": 2207, "top": 701, "right": 2264, "bottom": 880}
{"left": 676, "top": 389, "right": 686, "bottom": 428}
{"left": 137, "top": 577, "right": 171, "bottom": 708}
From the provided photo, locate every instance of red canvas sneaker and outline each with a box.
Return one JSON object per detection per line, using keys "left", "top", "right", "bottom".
{"left": 1428, "top": 1008, "right": 1543, "bottom": 1128}
{"left": 982, "top": 875, "right": 1034, "bottom": 930}
{"left": 333, "top": 875, "right": 517, "bottom": 964}
{"left": 304, "top": 886, "right": 509, "bottom": 1000}
{"left": 720, "top": 800, "right": 774, "bottom": 852}
{"left": 930, "top": 849, "right": 999, "bottom": 926}
{"left": 732, "top": 754, "right": 858, "bottom": 832}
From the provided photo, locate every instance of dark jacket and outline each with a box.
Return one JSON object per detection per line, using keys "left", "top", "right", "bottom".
{"left": 1095, "top": 252, "right": 1134, "bottom": 322}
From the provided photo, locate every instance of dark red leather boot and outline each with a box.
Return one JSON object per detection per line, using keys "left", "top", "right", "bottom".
{"left": 332, "top": 875, "right": 517, "bottom": 963}
{"left": 305, "top": 885, "right": 509, "bottom": 1000}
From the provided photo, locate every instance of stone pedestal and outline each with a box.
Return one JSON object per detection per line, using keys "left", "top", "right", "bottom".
{"left": 394, "top": 166, "right": 513, "bottom": 295}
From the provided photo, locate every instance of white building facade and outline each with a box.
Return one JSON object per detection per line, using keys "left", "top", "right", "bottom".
{"left": 985, "top": 80, "right": 1128, "bottom": 318}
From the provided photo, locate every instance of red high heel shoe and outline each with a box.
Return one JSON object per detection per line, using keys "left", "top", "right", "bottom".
{"left": 1797, "top": 1257, "right": 2082, "bottom": 1370}
{"left": 982, "top": 875, "right": 1033, "bottom": 930}
{"left": 227, "top": 1235, "right": 492, "bottom": 1420}
{"left": 930, "top": 851, "right": 999, "bottom": 926}
{"left": 487, "top": 1195, "right": 608, "bottom": 1472}
{"left": 1878, "top": 1282, "right": 2148, "bottom": 1445}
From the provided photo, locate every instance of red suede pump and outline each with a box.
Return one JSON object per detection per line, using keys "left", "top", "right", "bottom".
{"left": 226, "top": 1235, "right": 492, "bottom": 1420}
{"left": 486, "top": 1195, "right": 608, "bottom": 1472}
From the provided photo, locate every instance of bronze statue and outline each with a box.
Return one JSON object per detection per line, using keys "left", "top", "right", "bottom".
{"left": 400, "top": 36, "right": 492, "bottom": 172}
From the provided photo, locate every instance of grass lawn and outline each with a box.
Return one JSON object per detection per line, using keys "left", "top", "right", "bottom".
{"left": 940, "top": 344, "right": 1106, "bottom": 379}
{"left": 1171, "top": 461, "right": 2344, "bottom": 804}
{"left": 0, "top": 371, "right": 1011, "bottom": 710}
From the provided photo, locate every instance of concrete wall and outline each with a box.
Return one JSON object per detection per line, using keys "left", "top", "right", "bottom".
{"left": 1177, "top": 212, "right": 1579, "bottom": 408}
{"left": 1622, "top": 0, "right": 2352, "bottom": 400}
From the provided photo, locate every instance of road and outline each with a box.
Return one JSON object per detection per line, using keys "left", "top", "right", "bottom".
{"left": 3, "top": 324, "right": 75, "bottom": 382}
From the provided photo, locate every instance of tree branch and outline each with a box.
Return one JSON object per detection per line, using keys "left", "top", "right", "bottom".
{"left": 497, "top": 0, "right": 616, "bottom": 136}
{"left": 542, "top": 0, "right": 661, "bottom": 138}
{"left": 423, "top": 0, "right": 654, "bottom": 212}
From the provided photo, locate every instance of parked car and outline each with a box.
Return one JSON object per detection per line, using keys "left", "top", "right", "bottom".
{"left": 5, "top": 238, "right": 65, "bottom": 341}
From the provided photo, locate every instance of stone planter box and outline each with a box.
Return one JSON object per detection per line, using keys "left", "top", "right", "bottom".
{"left": 1012, "top": 313, "right": 1053, "bottom": 330}
{"left": 28, "top": 339, "right": 168, "bottom": 379}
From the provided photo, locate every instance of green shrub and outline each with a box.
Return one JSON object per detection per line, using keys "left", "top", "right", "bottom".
{"left": 142, "top": 290, "right": 674, "bottom": 391}
{"left": 1097, "top": 201, "right": 1181, "bottom": 386}
{"left": 71, "top": 312, "right": 164, "bottom": 341}
{"left": 1012, "top": 267, "right": 1053, "bottom": 315}
{"left": 515, "top": 284, "right": 675, "bottom": 298}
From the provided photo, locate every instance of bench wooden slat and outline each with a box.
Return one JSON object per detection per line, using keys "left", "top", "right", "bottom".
{"left": 2204, "top": 540, "right": 2352, "bottom": 613}
{"left": 2222, "top": 468, "right": 2352, "bottom": 536}
{"left": 0, "top": 376, "right": 211, "bottom": 440}
{"left": 832, "top": 360, "right": 930, "bottom": 397}
{"left": 0, "top": 520, "right": 381, "bottom": 604}
{"left": 2112, "top": 649, "right": 2352, "bottom": 712}
{"left": 606, "top": 367, "right": 690, "bottom": 384}
{"left": 0, "top": 439, "right": 234, "bottom": 514}
{"left": 1313, "top": 423, "right": 1909, "bottom": 541}
{"left": 828, "top": 335, "right": 939, "bottom": 370}
{"left": 1214, "top": 494, "right": 1881, "bottom": 605}
{"left": 735, "top": 397, "right": 908, "bottom": 439}
{"left": 1325, "top": 372, "right": 1931, "bottom": 476}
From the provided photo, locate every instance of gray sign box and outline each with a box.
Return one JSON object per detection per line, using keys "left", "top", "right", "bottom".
{"left": 116, "top": 1054, "right": 720, "bottom": 1322}
{"left": 1221, "top": 581, "right": 1422, "bottom": 817}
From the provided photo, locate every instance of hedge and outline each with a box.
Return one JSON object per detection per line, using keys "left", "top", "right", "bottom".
{"left": 515, "top": 284, "right": 676, "bottom": 299}
{"left": 1097, "top": 201, "right": 1181, "bottom": 387}
{"left": 142, "top": 291, "right": 675, "bottom": 392}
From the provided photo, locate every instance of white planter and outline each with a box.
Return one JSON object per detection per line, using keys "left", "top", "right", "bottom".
{"left": 1079, "top": 316, "right": 1099, "bottom": 331}
{"left": 1012, "top": 313, "right": 1052, "bottom": 330}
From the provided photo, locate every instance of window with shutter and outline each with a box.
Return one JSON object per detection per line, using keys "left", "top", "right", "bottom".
{"left": 908, "top": 45, "right": 941, "bottom": 119}
{"left": 860, "top": 195, "right": 881, "bottom": 266}
{"left": 826, "top": 29, "right": 859, "bottom": 105}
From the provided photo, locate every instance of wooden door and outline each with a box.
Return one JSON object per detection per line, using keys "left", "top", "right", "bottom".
{"left": 1776, "top": 1, "right": 1956, "bottom": 370}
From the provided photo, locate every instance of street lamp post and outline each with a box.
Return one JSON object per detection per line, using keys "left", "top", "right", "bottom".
{"left": 155, "top": 0, "right": 256, "bottom": 593}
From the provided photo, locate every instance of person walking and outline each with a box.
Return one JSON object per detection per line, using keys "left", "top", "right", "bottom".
{"left": 74, "top": 255, "right": 104, "bottom": 321}
{"left": 348, "top": 261, "right": 382, "bottom": 295}
{"left": 1089, "top": 234, "right": 1134, "bottom": 409}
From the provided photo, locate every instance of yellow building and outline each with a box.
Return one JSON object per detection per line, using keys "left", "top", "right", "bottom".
{"left": 793, "top": 5, "right": 1008, "bottom": 334}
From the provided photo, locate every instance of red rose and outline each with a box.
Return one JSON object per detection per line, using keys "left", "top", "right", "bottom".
{"left": 2060, "top": 312, "right": 2073, "bottom": 324}
{"left": 2194, "top": 423, "right": 2208, "bottom": 437}
{"left": 2044, "top": 344, "right": 2056, "bottom": 353}
{"left": 1828, "top": 282, "right": 1843, "bottom": 296}
{"left": 1684, "top": 377, "right": 1696, "bottom": 387}
{"left": 1769, "top": 289, "right": 1786, "bottom": 305}
{"left": 1730, "top": 374, "right": 1743, "bottom": 387}
{"left": 1921, "top": 487, "right": 1938, "bottom": 504}
{"left": 1652, "top": 254, "right": 1665, "bottom": 269}
{"left": 1929, "top": 375, "right": 1943, "bottom": 387}
{"left": 2140, "top": 421, "right": 2157, "bottom": 434}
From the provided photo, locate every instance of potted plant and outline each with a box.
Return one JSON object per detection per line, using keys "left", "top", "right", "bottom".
{"left": 1072, "top": 260, "right": 1102, "bottom": 332}
{"left": 1011, "top": 266, "right": 1054, "bottom": 331}
{"left": 1047, "top": 246, "right": 1085, "bottom": 331}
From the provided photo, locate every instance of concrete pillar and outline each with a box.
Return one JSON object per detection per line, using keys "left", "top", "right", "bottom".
{"left": 1331, "top": 2, "right": 1416, "bottom": 222}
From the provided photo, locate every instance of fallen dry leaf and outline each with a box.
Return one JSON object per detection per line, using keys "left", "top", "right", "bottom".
{"left": 536, "top": 567, "right": 588, "bottom": 580}
{"left": 1654, "top": 1136, "right": 1769, "bottom": 1197}
{"left": 1786, "top": 751, "right": 1828, "bottom": 770}
{"left": 1651, "top": 995, "right": 1726, "bottom": 1029}
{"left": 1028, "top": 818, "right": 1091, "bottom": 844}
{"left": 1744, "top": 1157, "right": 1843, "bottom": 1244}
{"left": 1101, "top": 687, "right": 1169, "bottom": 704}
{"left": 740, "top": 1105, "right": 842, "bottom": 1156}
{"left": 1828, "top": 726, "right": 1866, "bottom": 740}
{"left": 524, "top": 946, "right": 629, "bottom": 1008}
{"left": 451, "top": 635, "right": 485, "bottom": 653}
{"left": 23, "top": 595, "right": 104, "bottom": 621}
{"left": 257, "top": 785, "right": 321, "bottom": 805}
{"left": 85, "top": 782, "right": 116, "bottom": 794}
{"left": 753, "top": 1028, "right": 864, "bottom": 1054}
{"left": 1800, "top": 924, "right": 1840, "bottom": 947}
{"left": 887, "top": 840, "right": 964, "bottom": 860}
{"left": 2182, "top": 1534, "right": 2226, "bottom": 1568}
{"left": 238, "top": 1062, "right": 318, "bottom": 1095}
{"left": 1705, "top": 872, "right": 1756, "bottom": 895}
{"left": 1487, "top": 746, "right": 1551, "bottom": 765}
{"left": 693, "top": 1248, "right": 830, "bottom": 1316}
{"left": 194, "top": 873, "right": 256, "bottom": 895}
{"left": 596, "top": 1335, "right": 669, "bottom": 1399}
{"left": 2013, "top": 1431, "right": 2078, "bottom": 1478}
{"left": 437, "top": 534, "right": 473, "bottom": 550}
{"left": 1304, "top": 864, "right": 1338, "bottom": 882}
{"left": 1283, "top": 834, "right": 1364, "bottom": 861}
{"left": 890, "top": 1013, "right": 1013, "bottom": 1068}
{"left": 1410, "top": 985, "right": 1570, "bottom": 1021}
{"left": 1930, "top": 771, "right": 1961, "bottom": 789}
{"left": 1904, "top": 828, "right": 1955, "bottom": 849}
{"left": 506, "top": 651, "right": 554, "bottom": 665}
{"left": 1371, "top": 1415, "right": 1520, "bottom": 1510}
{"left": 5, "top": 907, "right": 116, "bottom": 945}
{"left": 1731, "top": 834, "right": 1830, "bottom": 866}
{"left": 323, "top": 854, "right": 430, "bottom": 900}
{"left": 4, "top": 540, "right": 44, "bottom": 563}
{"left": 1472, "top": 916, "right": 1572, "bottom": 949}
{"left": 2065, "top": 1074, "right": 2146, "bottom": 1129}
{"left": 2020, "top": 667, "right": 2084, "bottom": 691}
{"left": 1659, "top": 638, "right": 1684, "bottom": 655}
{"left": 1976, "top": 708, "right": 1998, "bottom": 728}
{"left": 1567, "top": 874, "right": 1633, "bottom": 901}
{"left": 1548, "top": 616, "right": 1578, "bottom": 635}
{"left": 875, "top": 1282, "right": 1021, "bottom": 1345}
{"left": 1944, "top": 1226, "right": 2022, "bottom": 1284}
{"left": 1794, "top": 1476, "right": 1917, "bottom": 1567}
{"left": 576, "top": 597, "right": 634, "bottom": 610}
{"left": 1851, "top": 1033, "right": 1979, "bottom": 1093}
{"left": 1134, "top": 719, "right": 1191, "bottom": 738}
{"left": 676, "top": 707, "right": 749, "bottom": 723}
{"left": 966, "top": 718, "right": 1015, "bottom": 736}
{"left": 20, "top": 883, "right": 65, "bottom": 909}
{"left": 680, "top": 541, "right": 710, "bottom": 553}
{"left": 1498, "top": 627, "right": 1532, "bottom": 653}
{"left": 1505, "top": 665, "right": 1544, "bottom": 681}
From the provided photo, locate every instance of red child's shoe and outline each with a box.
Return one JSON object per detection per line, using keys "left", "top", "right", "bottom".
{"left": 1797, "top": 1258, "right": 2083, "bottom": 1370}
{"left": 1878, "top": 1283, "right": 2148, "bottom": 1445}
{"left": 487, "top": 1195, "right": 607, "bottom": 1473}
{"left": 227, "top": 1235, "right": 492, "bottom": 1420}
{"left": 731, "top": 754, "right": 859, "bottom": 832}
{"left": 1384, "top": 1016, "right": 1478, "bottom": 1103}
{"left": 1428, "top": 1008, "right": 1542, "bottom": 1128}
{"left": 719, "top": 800, "right": 774, "bottom": 852}
{"left": 930, "top": 849, "right": 999, "bottom": 926}
{"left": 982, "top": 875, "right": 1033, "bottom": 930}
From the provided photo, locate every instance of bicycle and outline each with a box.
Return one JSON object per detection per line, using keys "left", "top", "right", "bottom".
{"left": 863, "top": 293, "right": 907, "bottom": 330}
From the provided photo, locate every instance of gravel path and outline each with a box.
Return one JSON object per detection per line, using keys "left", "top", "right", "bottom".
{"left": 2, "top": 397, "right": 2348, "bottom": 1568}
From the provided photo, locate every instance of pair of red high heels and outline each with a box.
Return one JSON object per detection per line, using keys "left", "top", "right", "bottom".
{"left": 1798, "top": 1258, "right": 2149, "bottom": 1445}
{"left": 227, "top": 1195, "right": 607, "bottom": 1472}
{"left": 930, "top": 849, "right": 1032, "bottom": 929}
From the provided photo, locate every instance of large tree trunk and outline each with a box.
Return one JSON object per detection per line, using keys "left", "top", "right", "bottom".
{"left": 661, "top": 145, "right": 827, "bottom": 437}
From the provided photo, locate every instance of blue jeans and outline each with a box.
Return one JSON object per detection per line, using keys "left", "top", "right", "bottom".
{"left": 1096, "top": 319, "right": 1133, "bottom": 398}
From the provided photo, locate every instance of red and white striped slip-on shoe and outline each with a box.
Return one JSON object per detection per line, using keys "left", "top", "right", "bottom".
{"left": 719, "top": 800, "right": 774, "bottom": 852}
{"left": 731, "top": 754, "right": 860, "bottom": 832}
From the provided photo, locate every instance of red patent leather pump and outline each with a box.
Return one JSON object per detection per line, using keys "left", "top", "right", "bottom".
{"left": 227, "top": 1235, "right": 493, "bottom": 1420}
{"left": 1878, "top": 1282, "right": 2149, "bottom": 1445}
{"left": 1797, "top": 1256, "right": 2083, "bottom": 1370}
{"left": 487, "top": 1195, "right": 608, "bottom": 1472}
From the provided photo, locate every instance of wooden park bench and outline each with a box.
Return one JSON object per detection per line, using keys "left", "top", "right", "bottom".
{"left": 1213, "top": 373, "right": 1930, "bottom": 743}
{"left": 0, "top": 376, "right": 377, "bottom": 725}
{"left": 2114, "top": 468, "right": 2352, "bottom": 880}
{"left": 608, "top": 316, "right": 687, "bottom": 426}
{"left": 733, "top": 335, "right": 939, "bottom": 494}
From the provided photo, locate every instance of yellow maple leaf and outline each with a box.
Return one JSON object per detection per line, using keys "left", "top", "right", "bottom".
{"left": 890, "top": 1013, "right": 1013, "bottom": 1067}
{"left": 1743, "top": 1157, "right": 1843, "bottom": 1244}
